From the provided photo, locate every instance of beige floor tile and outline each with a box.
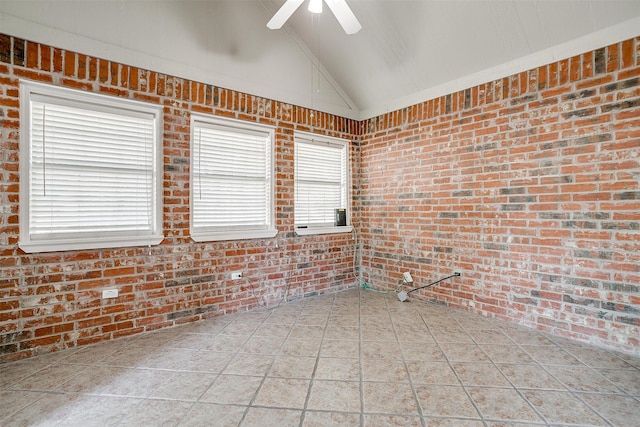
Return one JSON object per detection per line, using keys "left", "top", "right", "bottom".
{"left": 203, "top": 334, "right": 249, "bottom": 352}
{"left": 324, "top": 325, "right": 360, "bottom": 340}
{"left": 149, "top": 371, "right": 217, "bottom": 400}
{"left": 479, "top": 344, "right": 536, "bottom": 364}
{"left": 119, "top": 399, "right": 193, "bottom": 426}
{"left": 361, "top": 340, "right": 403, "bottom": 359}
{"left": 327, "top": 315, "right": 360, "bottom": 327}
{"left": 219, "top": 320, "right": 261, "bottom": 337}
{"left": 280, "top": 338, "right": 322, "bottom": 357}
{"left": 253, "top": 377, "right": 310, "bottom": 408}
{"left": 302, "top": 410, "right": 361, "bottom": 426}
{"left": 60, "top": 343, "right": 119, "bottom": 365}
{"left": 12, "top": 364, "right": 88, "bottom": 392}
{"left": 466, "top": 329, "right": 515, "bottom": 345}
{"left": 406, "top": 360, "right": 459, "bottom": 385}
{"left": 496, "top": 363, "right": 565, "bottom": 390}
{"left": 361, "top": 327, "right": 397, "bottom": 342}
{"left": 223, "top": 353, "right": 274, "bottom": 376}
{"left": 27, "top": 348, "right": 81, "bottom": 365}
{"left": 568, "top": 347, "right": 637, "bottom": 369}
{"left": 484, "top": 423, "right": 546, "bottom": 427}
{"left": 296, "top": 314, "right": 330, "bottom": 326}
{"left": 177, "top": 318, "right": 229, "bottom": 335}
{"left": 289, "top": 324, "right": 326, "bottom": 340}
{"left": 362, "top": 358, "right": 409, "bottom": 382}
{"left": 316, "top": 357, "right": 361, "bottom": 381}
{"left": 167, "top": 333, "right": 212, "bottom": 350}
{"left": 99, "top": 346, "right": 149, "bottom": 367}
{"left": 520, "top": 345, "right": 582, "bottom": 365}
{"left": 577, "top": 393, "right": 640, "bottom": 426}
{"left": 136, "top": 348, "right": 199, "bottom": 370}
{"left": 100, "top": 368, "right": 166, "bottom": 398}
{"left": 0, "top": 362, "right": 51, "bottom": 388}
{"left": 543, "top": 365, "right": 623, "bottom": 393}
{"left": 596, "top": 368, "right": 640, "bottom": 395}
{"left": 57, "top": 365, "right": 126, "bottom": 394}
{"left": 504, "top": 331, "right": 555, "bottom": 346}
{"left": 362, "top": 381, "right": 420, "bottom": 415}
{"left": 333, "top": 301, "right": 361, "bottom": 311}
{"left": 364, "top": 413, "right": 423, "bottom": 426}
{"left": 422, "top": 418, "right": 485, "bottom": 426}
{"left": 401, "top": 344, "right": 447, "bottom": 361}
{"left": 307, "top": 380, "right": 361, "bottom": 412}
{"left": 467, "top": 387, "right": 543, "bottom": 422}
{"left": 0, "top": 389, "right": 48, "bottom": 420}
{"left": 414, "top": 384, "right": 479, "bottom": 418}
{"left": 132, "top": 331, "right": 178, "bottom": 347}
{"left": 437, "top": 343, "right": 490, "bottom": 363}
{"left": 199, "top": 374, "right": 262, "bottom": 405}
{"left": 253, "top": 324, "right": 297, "bottom": 338}
{"left": 451, "top": 362, "right": 511, "bottom": 387}
{"left": 614, "top": 352, "right": 640, "bottom": 369}
{"left": 456, "top": 317, "right": 499, "bottom": 330}
{"left": 262, "top": 312, "right": 300, "bottom": 326}
{"left": 430, "top": 327, "right": 475, "bottom": 344}
{"left": 180, "top": 403, "right": 246, "bottom": 427}
{"left": 268, "top": 355, "right": 317, "bottom": 379}
{"left": 241, "top": 407, "right": 302, "bottom": 426}
{"left": 182, "top": 350, "right": 234, "bottom": 373}
{"left": 522, "top": 390, "right": 607, "bottom": 426}
{"left": 59, "top": 395, "right": 143, "bottom": 427}
{"left": 320, "top": 339, "right": 360, "bottom": 358}
{"left": 240, "top": 335, "right": 286, "bottom": 355}
{"left": 395, "top": 329, "right": 436, "bottom": 345}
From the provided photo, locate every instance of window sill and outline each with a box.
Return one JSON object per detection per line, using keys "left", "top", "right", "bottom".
{"left": 191, "top": 229, "right": 278, "bottom": 242}
{"left": 19, "top": 234, "right": 165, "bottom": 254}
{"left": 295, "top": 226, "right": 354, "bottom": 236}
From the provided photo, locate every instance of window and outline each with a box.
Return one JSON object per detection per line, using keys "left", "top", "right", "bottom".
{"left": 190, "top": 114, "right": 276, "bottom": 241}
{"left": 294, "top": 132, "right": 352, "bottom": 235}
{"left": 19, "top": 80, "right": 163, "bottom": 253}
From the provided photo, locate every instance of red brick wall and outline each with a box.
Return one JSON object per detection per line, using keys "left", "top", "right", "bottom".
{"left": 0, "top": 34, "right": 359, "bottom": 362}
{"left": 1, "top": 32, "right": 639, "bottom": 361}
{"left": 358, "top": 37, "right": 640, "bottom": 355}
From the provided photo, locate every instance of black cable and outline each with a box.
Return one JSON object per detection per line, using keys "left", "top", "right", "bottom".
{"left": 406, "top": 272, "right": 461, "bottom": 295}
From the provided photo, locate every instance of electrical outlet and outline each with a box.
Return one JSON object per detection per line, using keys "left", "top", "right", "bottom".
{"left": 101, "top": 289, "right": 118, "bottom": 299}
{"left": 231, "top": 271, "right": 243, "bottom": 280}
{"left": 403, "top": 272, "right": 413, "bottom": 283}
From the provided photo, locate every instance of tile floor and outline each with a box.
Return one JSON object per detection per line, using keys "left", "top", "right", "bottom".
{"left": 1, "top": 288, "right": 640, "bottom": 426}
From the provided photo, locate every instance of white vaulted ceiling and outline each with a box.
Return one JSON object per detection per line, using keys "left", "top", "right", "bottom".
{"left": 1, "top": 0, "right": 639, "bottom": 120}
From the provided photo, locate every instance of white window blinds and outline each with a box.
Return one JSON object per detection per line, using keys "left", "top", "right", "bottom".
{"left": 295, "top": 134, "right": 348, "bottom": 227}
{"left": 191, "top": 115, "right": 275, "bottom": 241}
{"left": 19, "top": 81, "right": 163, "bottom": 253}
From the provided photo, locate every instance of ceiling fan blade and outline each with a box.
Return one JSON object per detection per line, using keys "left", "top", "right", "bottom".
{"left": 267, "top": 0, "right": 305, "bottom": 29}
{"left": 324, "top": 0, "right": 362, "bottom": 34}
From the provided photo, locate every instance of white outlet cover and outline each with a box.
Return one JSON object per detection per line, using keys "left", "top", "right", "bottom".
{"left": 102, "top": 289, "right": 118, "bottom": 298}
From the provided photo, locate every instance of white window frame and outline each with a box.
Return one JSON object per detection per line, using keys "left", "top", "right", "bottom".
{"left": 18, "top": 80, "right": 163, "bottom": 253}
{"left": 190, "top": 114, "right": 277, "bottom": 242}
{"left": 294, "top": 131, "right": 353, "bottom": 236}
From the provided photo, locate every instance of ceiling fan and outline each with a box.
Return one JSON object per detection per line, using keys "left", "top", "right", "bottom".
{"left": 267, "top": 0, "right": 362, "bottom": 34}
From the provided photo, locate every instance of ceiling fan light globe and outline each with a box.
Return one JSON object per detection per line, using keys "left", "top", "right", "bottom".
{"left": 308, "top": 0, "right": 323, "bottom": 14}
